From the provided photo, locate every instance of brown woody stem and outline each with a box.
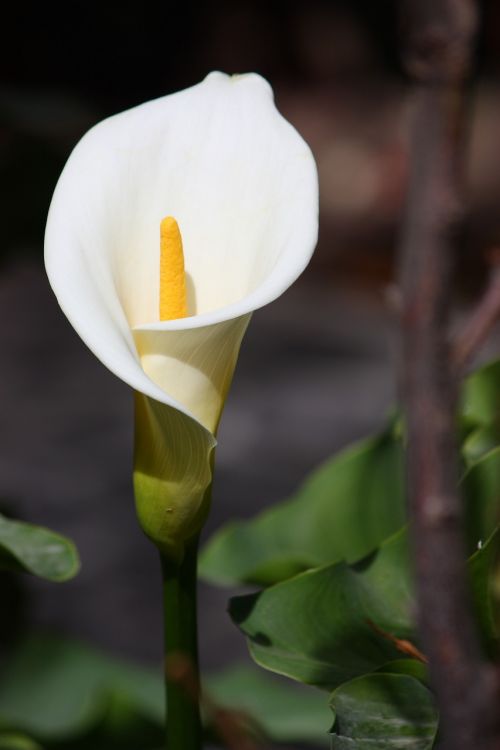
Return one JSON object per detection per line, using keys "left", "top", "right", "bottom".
{"left": 398, "top": 1, "right": 499, "bottom": 748}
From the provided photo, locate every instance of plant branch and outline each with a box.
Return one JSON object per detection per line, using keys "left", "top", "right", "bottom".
{"left": 398, "top": 1, "right": 499, "bottom": 748}
{"left": 452, "top": 254, "right": 500, "bottom": 370}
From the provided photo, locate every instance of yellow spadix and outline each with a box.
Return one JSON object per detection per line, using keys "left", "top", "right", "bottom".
{"left": 160, "top": 216, "right": 187, "bottom": 321}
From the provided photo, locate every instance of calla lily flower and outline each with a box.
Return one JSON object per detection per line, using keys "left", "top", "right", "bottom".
{"left": 45, "top": 72, "right": 318, "bottom": 562}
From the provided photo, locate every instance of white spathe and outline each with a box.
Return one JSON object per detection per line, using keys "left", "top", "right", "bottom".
{"left": 45, "top": 72, "right": 318, "bottom": 559}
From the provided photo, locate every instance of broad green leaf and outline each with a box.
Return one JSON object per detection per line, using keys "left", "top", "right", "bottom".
{"left": 201, "top": 428, "right": 404, "bottom": 586}
{"left": 231, "top": 526, "right": 498, "bottom": 689}
{"left": 461, "top": 359, "right": 500, "bottom": 426}
{"left": 0, "top": 515, "right": 80, "bottom": 582}
{"left": 229, "top": 529, "right": 414, "bottom": 690}
{"left": 0, "top": 636, "right": 163, "bottom": 741}
{"left": 0, "top": 734, "right": 42, "bottom": 750}
{"left": 206, "top": 664, "right": 331, "bottom": 745}
{"left": 329, "top": 673, "right": 438, "bottom": 749}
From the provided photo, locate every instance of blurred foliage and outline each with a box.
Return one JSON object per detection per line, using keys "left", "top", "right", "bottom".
{"left": 205, "top": 664, "right": 332, "bottom": 745}
{"left": 0, "top": 636, "right": 330, "bottom": 749}
{"left": 199, "top": 425, "right": 404, "bottom": 586}
{"left": 0, "top": 635, "right": 163, "bottom": 749}
{"left": 0, "top": 515, "right": 79, "bottom": 583}
{"left": 201, "top": 360, "right": 500, "bottom": 589}
{"left": 461, "top": 360, "right": 500, "bottom": 464}
{"left": 463, "top": 450, "right": 500, "bottom": 555}
{"left": 0, "top": 734, "right": 42, "bottom": 750}
{"left": 461, "top": 359, "right": 500, "bottom": 426}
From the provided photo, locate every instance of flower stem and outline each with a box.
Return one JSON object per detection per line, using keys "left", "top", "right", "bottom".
{"left": 160, "top": 536, "right": 202, "bottom": 750}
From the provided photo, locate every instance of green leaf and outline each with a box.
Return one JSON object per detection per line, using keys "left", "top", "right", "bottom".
{"left": 206, "top": 664, "right": 331, "bottom": 745}
{"left": 461, "top": 359, "right": 500, "bottom": 426}
{"left": 469, "top": 528, "right": 499, "bottom": 653}
{"left": 462, "top": 424, "right": 500, "bottom": 465}
{"left": 461, "top": 449, "right": 500, "bottom": 648}
{"left": 0, "top": 734, "right": 42, "bottom": 750}
{"left": 230, "top": 525, "right": 498, "bottom": 690}
{"left": 459, "top": 360, "right": 500, "bottom": 463}
{"left": 229, "top": 529, "right": 414, "bottom": 690}
{"left": 462, "top": 447, "right": 500, "bottom": 556}
{"left": 201, "top": 361, "right": 500, "bottom": 588}
{"left": 201, "top": 427, "right": 405, "bottom": 586}
{"left": 0, "top": 635, "right": 163, "bottom": 741}
{"left": 329, "top": 673, "right": 438, "bottom": 749}
{"left": 0, "top": 515, "right": 80, "bottom": 582}
{"left": 374, "top": 659, "right": 429, "bottom": 684}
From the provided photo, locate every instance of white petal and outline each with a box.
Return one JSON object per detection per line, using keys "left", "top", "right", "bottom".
{"left": 45, "top": 72, "right": 318, "bottom": 430}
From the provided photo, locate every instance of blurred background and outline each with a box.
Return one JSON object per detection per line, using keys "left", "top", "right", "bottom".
{"left": 1, "top": 0, "right": 500, "bottom": 744}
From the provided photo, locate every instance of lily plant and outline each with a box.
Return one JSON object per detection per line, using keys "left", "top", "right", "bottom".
{"left": 45, "top": 71, "right": 318, "bottom": 750}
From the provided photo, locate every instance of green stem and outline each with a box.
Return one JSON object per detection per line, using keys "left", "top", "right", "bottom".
{"left": 160, "top": 536, "right": 202, "bottom": 750}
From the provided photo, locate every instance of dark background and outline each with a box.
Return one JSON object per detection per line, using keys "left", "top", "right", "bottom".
{"left": 1, "top": 0, "right": 500, "bottom": 741}
{"left": 3, "top": 1, "right": 500, "bottom": 282}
